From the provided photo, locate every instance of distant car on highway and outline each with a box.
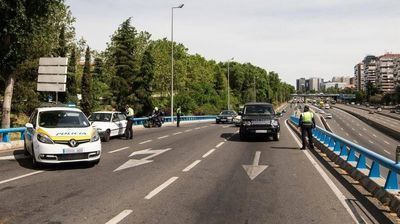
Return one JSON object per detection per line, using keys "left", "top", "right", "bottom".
{"left": 325, "top": 113, "right": 332, "bottom": 119}
{"left": 324, "top": 104, "right": 330, "bottom": 109}
{"left": 24, "top": 107, "right": 101, "bottom": 167}
{"left": 89, "top": 111, "right": 127, "bottom": 142}
{"left": 319, "top": 110, "right": 325, "bottom": 114}
{"left": 239, "top": 102, "right": 280, "bottom": 141}
{"left": 216, "top": 110, "right": 237, "bottom": 124}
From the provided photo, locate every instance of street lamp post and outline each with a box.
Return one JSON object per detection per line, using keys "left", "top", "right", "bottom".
{"left": 227, "top": 57, "right": 234, "bottom": 110}
{"left": 253, "top": 74, "right": 257, "bottom": 102}
{"left": 171, "top": 3, "right": 184, "bottom": 123}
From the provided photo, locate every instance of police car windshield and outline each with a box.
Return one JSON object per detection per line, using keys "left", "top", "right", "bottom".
{"left": 39, "top": 111, "right": 90, "bottom": 128}
{"left": 88, "top": 113, "right": 112, "bottom": 122}
{"left": 244, "top": 105, "right": 273, "bottom": 115}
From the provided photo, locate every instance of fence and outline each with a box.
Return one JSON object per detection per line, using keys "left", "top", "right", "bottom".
{"left": 290, "top": 115, "right": 399, "bottom": 190}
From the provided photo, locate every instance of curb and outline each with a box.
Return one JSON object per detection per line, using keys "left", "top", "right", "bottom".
{"left": 0, "top": 140, "right": 24, "bottom": 152}
{"left": 287, "top": 119, "right": 400, "bottom": 218}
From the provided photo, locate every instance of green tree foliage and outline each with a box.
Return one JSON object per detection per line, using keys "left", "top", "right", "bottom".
{"left": 66, "top": 46, "right": 78, "bottom": 104}
{"left": 81, "top": 46, "right": 92, "bottom": 115}
{"left": 134, "top": 45, "right": 155, "bottom": 115}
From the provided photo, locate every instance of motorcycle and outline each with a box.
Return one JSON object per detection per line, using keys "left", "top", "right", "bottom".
{"left": 143, "top": 114, "right": 163, "bottom": 128}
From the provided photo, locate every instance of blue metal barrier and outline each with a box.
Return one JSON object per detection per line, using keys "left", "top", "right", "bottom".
{"left": 289, "top": 115, "right": 400, "bottom": 190}
{"left": 0, "top": 127, "right": 26, "bottom": 143}
{"left": 0, "top": 116, "right": 216, "bottom": 142}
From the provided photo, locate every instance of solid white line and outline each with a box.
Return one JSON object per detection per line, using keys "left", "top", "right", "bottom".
{"left": 215, "top": 142, "right": 224, "bottom": 148}
{"left": 139, "top": 140, "right": 152, "bottom": 144}
{"left": 105, "top": 210, "right": 133, "bottom": 224}
{"left": 0, "top": 154, "right": 29, "bottom": 160}
{"left": 173, "top": 132, "right": 182, "bottom": 135}
{"left": 182, "top": 160, "right": 201, "bottom": 172}
{"left": 145, "top": 177, "right": 179, "bottom": 200}
{"left": 202, "top": 149, "right": 216, "bottom": 158}
{"left": 384, "top": 150, "right": 391, "bottom": 155}
{"left": 384, "top": 140, "right": 390, "bottom": 145}
{"left": 158, "top": 135, "right": 169, "bottom": 139}
{"left": 0, "top": 171, "right": 44, "bottom": 185}
{"left": 284, "top": 120, "right": 360, "bottom": 223}
{"left": 108, "top": 147, "right": 129, "bottom": 154}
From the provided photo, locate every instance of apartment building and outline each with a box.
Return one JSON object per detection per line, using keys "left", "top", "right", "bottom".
{"left": 376, "top": 54, "right": 400, "bottom": 93}
{"left": 354, "top": 63, "right": 364, "bottom": 91}
{"left": 362, "top": 55, "right": 379, "bottom": 91}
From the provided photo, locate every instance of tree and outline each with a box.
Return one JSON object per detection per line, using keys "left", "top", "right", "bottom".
{"left": 81, "top": 46, "right": 92, "bottom": 115}
{"left": 0, "top": 0, "right": 75, "bottom": 128}
{"left": 366, "top": 81, "right": 378, "bottom": 101}
{"left": 66, "top": 46, "right": 78, "bottom": 104}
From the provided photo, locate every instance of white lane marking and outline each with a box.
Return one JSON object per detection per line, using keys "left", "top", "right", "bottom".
{"left": 173, "top": 132, "right": 182, "bottom": 135}
{"left": 158, "top": 135, "right": 169, "bottom": 139}
{"left": 0, "top": 154, "right": 29, "bottom": 160}
{"left": 145, "top": 177, "right": 179, "bottom": 200}
{"left": 236, "top": 130, "right": 239, "bottom": 133}
{"left": 353, "top": 140, "right": 358, "bottom": 144}
{"left": 202, "top": 148, "right": 216, "bottom": 158}
{"left": 215, "top": 142, "right": 225, "bottom": 148}
{"left": 284, "top": 120, "right": 360, "bottom": 224}
{"left": 340, "top": 128, "right": 344, "bottom": 131}
{"left": 384, "top": 150, "right": 391, "bottom": 155}
{"left": 368, "top": 140, "right": 374, "bottom": 144}
{"left": 194, "top": 127, "right": 201, "bottom": 130}
{"left": 0, "top": 171, "right": 44, "bottom": 185}
{"left": 184, "top": 129, "right": 192, "bottom": 132}
{"left": 345, "top": 133, "right": 349, "bottom": 136}
{"left": 182, "top": 160, "right": 202, "bottom": 172}
{"left": 202, "top": 125, "right": 209, "bottom": 128}
{"left": 358, "top": 133, "right": 362, "bottom": 137}
{"left": 384, "top": 140, "right": 390, "bottom": 145}
{"left": 362, "top": 128, "right": 367, "bottom": 131}
{"left": 105, "top": 210, "right": 133, "bottom": 224}
{"left": 222, "top": 125, "right": 230, "bottom": 128}
{"left": 372, "top": 134, "right": 377, "bottom": 138}
{"left": 108, "top": 147, "right": 129, "bottom": 154}
{"left": 139, "top": 140, "right": 152, "bottom": 144}
{"left": 351, "top": 128, "right": 355, "bottom": 131}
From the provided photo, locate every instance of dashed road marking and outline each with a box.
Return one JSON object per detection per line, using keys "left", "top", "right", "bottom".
{"left": 345, "top": 133, "right": 349, "bottom": 136}
{"left": 340, "top": 128, "right": 344, "bottom": 131}
{"left": 384, "top": 150, "right": 391, "bottom": 155}
{"left": 0, "top": 171, "right": 44, "bottom": 185}
{"left": 182, "top": 160, "right": 202, "bottom": 172}
{"left": 216, "top": 142, "right": 225, "bottom": 148}
{"left": 173, "top": 132, "right": 182, "bottom": 135}
{"left": 351, "top": 128, "right": 355, "bottom": 131}
{"left": 139, "top": 140, "right": 152, "bottom": 145}
{"left": 358, "top": 133, "right": 362, "bottom": 137}
{"left": 145, "top": 177, "right": 179, "bottom": 200}
{"left": 108, "top": 147, "right": 129, "bottom": 154}
{"left": 368, "top": 140, "right": 374, "bottom": 144}
{"left": 384, "top": 140, "right": 390, "bottom": 145}
{"left": 158, "top": 135, "right": 169, "bottom": 139}
{"left": 372, "top": 134, "right": 377, "bottom": 138}
{"left": 194, "top": 127, "right": 201, "bottom": 130}
{"left": 184, "top": 129, "right": 193, "bottom": 133}
{"left": 202, "top": 149, "right": 216, "bottom": 158}
{"left": 105, "top": 210, "right": 133, "bottom": 224}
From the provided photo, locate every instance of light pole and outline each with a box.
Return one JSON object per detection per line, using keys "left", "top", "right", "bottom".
{"left": 171, "top": 3, "right": 184, "bottom": 123}
{"left": 253, "top": 74, "right": 257, "bottom": 102}
{"left": 227, "top": 57, "right": 234, "bottom": 110}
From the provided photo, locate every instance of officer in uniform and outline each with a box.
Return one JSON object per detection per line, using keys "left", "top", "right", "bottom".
{"left": 176, "top": 106, "right": 182, "bottom": 127}
{"left": 125, "top": 105, "right": 134, "bottom": 139}
{"left": 298, "top": 105, "right": 316, "bottom": 150}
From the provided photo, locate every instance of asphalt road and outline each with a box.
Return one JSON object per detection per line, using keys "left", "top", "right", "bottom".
{"left": 0, "top": 111, "right": 393, "bottom": 224}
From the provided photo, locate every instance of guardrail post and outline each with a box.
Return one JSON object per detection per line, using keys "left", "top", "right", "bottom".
{"left": 347, "top": 147, "right": 356, "bottom": 162}
{"left": 333, "top": 140, "right": 341, "bottom": 152}
{"left": 356, "top": 154, "right": 367, "bottom": 169}
{"left": 384, "top": 171, "right": 399, "bottom": 190}
{"left": 368, "top": 161, "right": 380, "bottom": 178}
{"left": 20, "top": 130, "right": 25, "bottom": 140}
{"left": 340, "top": 144, "right": 348, "bottom": 156}
{"left": 396, "top": 145, "right": 400, "bottom": 164}
{"left": 323, "top": 135, "right": 330, "bottom": 145}
{"left": 2, "top": 132, "right": 10, "bottom": 142}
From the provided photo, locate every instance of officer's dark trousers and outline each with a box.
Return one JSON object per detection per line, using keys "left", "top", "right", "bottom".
{"left": 125, "top": 118, "right": 133, "bottom": 139}
{"left": 301, "top": 126, "right": 314, "bottom": 149}
{"left": 177, "top": 115, "right": 181, "bottom": 127}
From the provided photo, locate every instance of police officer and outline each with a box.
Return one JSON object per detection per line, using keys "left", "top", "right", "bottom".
{"left": 299, "top": 105, "right": 315, "bottom": 150}
{"left": 176, "top": 106, "right": 182, "bottom": 127}
{"left": 125, "top": 105, "right": 134, "bottom": 139}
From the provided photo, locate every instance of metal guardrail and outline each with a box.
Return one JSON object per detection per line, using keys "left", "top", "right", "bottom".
{"left": 289, "top": 115, "right": 399, "bottom": 190}
{"left": 0, "top": 116, "right": 216, "bottom": 142}
{"left": 0, "top": 127, "right": 26, "bottom": 143}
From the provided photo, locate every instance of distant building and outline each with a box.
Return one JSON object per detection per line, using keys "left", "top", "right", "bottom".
{"left": 376, "top": 53, "right": 400, "bottom": 93}
{"left": 296, "top": 78, "right": 306, "bottom": 93}
{"left": 363, "top": 55, "right": 379, "bottom": 90}
{"left": 354, "top": 63, "right": 364, "bottom": 91}
{"left": 321, "top": 82, "right": 347, "bottom": 90}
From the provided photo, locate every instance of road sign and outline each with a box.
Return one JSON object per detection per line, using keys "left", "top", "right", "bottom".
{"left": 37, "top": 83, "right": 66, "bottom": 92}
{"left": 38, "top": 66, "right": 67, "bottom": 74}
{"left": 37, "top": 57, "right": 68, "bottom": 103}
{"left": 37, "top": 74, "right": 67, "bottom": 83}
{"left": 39, "top": 57, "right": 68, "bottom": 66}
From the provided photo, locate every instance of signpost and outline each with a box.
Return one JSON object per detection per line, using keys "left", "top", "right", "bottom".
{"left": 37, "top": 57, "right": 68, "bottom": 103}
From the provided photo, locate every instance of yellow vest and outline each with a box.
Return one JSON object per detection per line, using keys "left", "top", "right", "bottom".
{"left": 301, "top": 111, "right": 313, "bottom": 123}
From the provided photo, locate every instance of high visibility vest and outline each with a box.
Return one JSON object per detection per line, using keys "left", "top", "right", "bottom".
{"left": 301, "top": 111, "right": 313, "bottom": 123}
{"left": 127, "top": 108, "right": 134, "bottom": 117}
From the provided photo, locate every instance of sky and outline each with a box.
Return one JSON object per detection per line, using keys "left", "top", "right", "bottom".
{"left": 67, "top": 0, "right": 400, "bottom": 86}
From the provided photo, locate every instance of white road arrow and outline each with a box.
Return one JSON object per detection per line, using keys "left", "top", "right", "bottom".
{"left": 242, "top": 151, "right": 268, "bottom": 180}
{"left": 114, "top": 148, "right": 172, "bottom": 172}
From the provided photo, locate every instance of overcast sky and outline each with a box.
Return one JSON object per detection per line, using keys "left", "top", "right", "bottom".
{"left": 67, "top": 0, "right": 400, "bottom": 86}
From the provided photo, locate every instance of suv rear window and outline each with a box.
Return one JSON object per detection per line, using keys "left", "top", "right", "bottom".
{"left": 244, "top": 105, "right": 274, "bottom": 115}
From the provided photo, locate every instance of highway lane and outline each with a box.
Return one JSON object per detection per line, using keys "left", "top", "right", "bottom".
{"left": 324, "top": 108, "right": 399, "bottom": 157}
{"left": 0, "top": 113, "right": 392, "bottom": 223}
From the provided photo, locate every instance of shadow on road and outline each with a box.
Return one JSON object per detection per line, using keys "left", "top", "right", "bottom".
{"left": 221, "top": 133, "right": 273, "bottom": 142}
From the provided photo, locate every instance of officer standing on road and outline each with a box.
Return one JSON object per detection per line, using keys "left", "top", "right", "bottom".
{"left": 176, "top": 106, "right": 182, "bottom": 127}
{"left": 125, "top": 105, "right": 134, "bottom": 140}
{"left": 299, "top": 105, "right": 315, "bottom": 150}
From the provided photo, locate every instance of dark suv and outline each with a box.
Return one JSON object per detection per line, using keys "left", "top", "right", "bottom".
{"left": 239, "top": 103, "right": 280, "bottom": 141}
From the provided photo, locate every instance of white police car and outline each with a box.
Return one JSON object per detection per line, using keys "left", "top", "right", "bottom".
{"left": 89, "top": 111, "right": 127, "bottom": 142}
{"left": 24, "top": 107, "right": 101, "bottom": 166}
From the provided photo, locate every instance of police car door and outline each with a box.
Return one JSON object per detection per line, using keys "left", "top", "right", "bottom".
{"left": 25, "top": 109, "right": 38, "bottom": 153}
{"left": 117, "top": 113, "right": 127, "bottom": 135}
{"left": 111, "top": 113, "right": 121, "bottom": 136}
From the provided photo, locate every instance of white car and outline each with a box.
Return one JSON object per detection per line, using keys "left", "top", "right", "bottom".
{"left": 24, "top": 107, "right": 101, "bottom": 167}
{"left": 324, "top": 104, "right": 330, "bottom": 109}
{"left": 89, "top": 111, "right": 127, "bottom": 142}
{"left": 325, "top": 113, "right": 333, "bottom": 119}
{"left": 233, "top": 115, "right": 242, "bottom": 127}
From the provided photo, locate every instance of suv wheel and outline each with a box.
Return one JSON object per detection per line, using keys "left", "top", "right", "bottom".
{"left": 273, "top": 132, "right": 280, "bottom": 141}
{"left": 239, "top": 129, "right": 247, "bottom": 141}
